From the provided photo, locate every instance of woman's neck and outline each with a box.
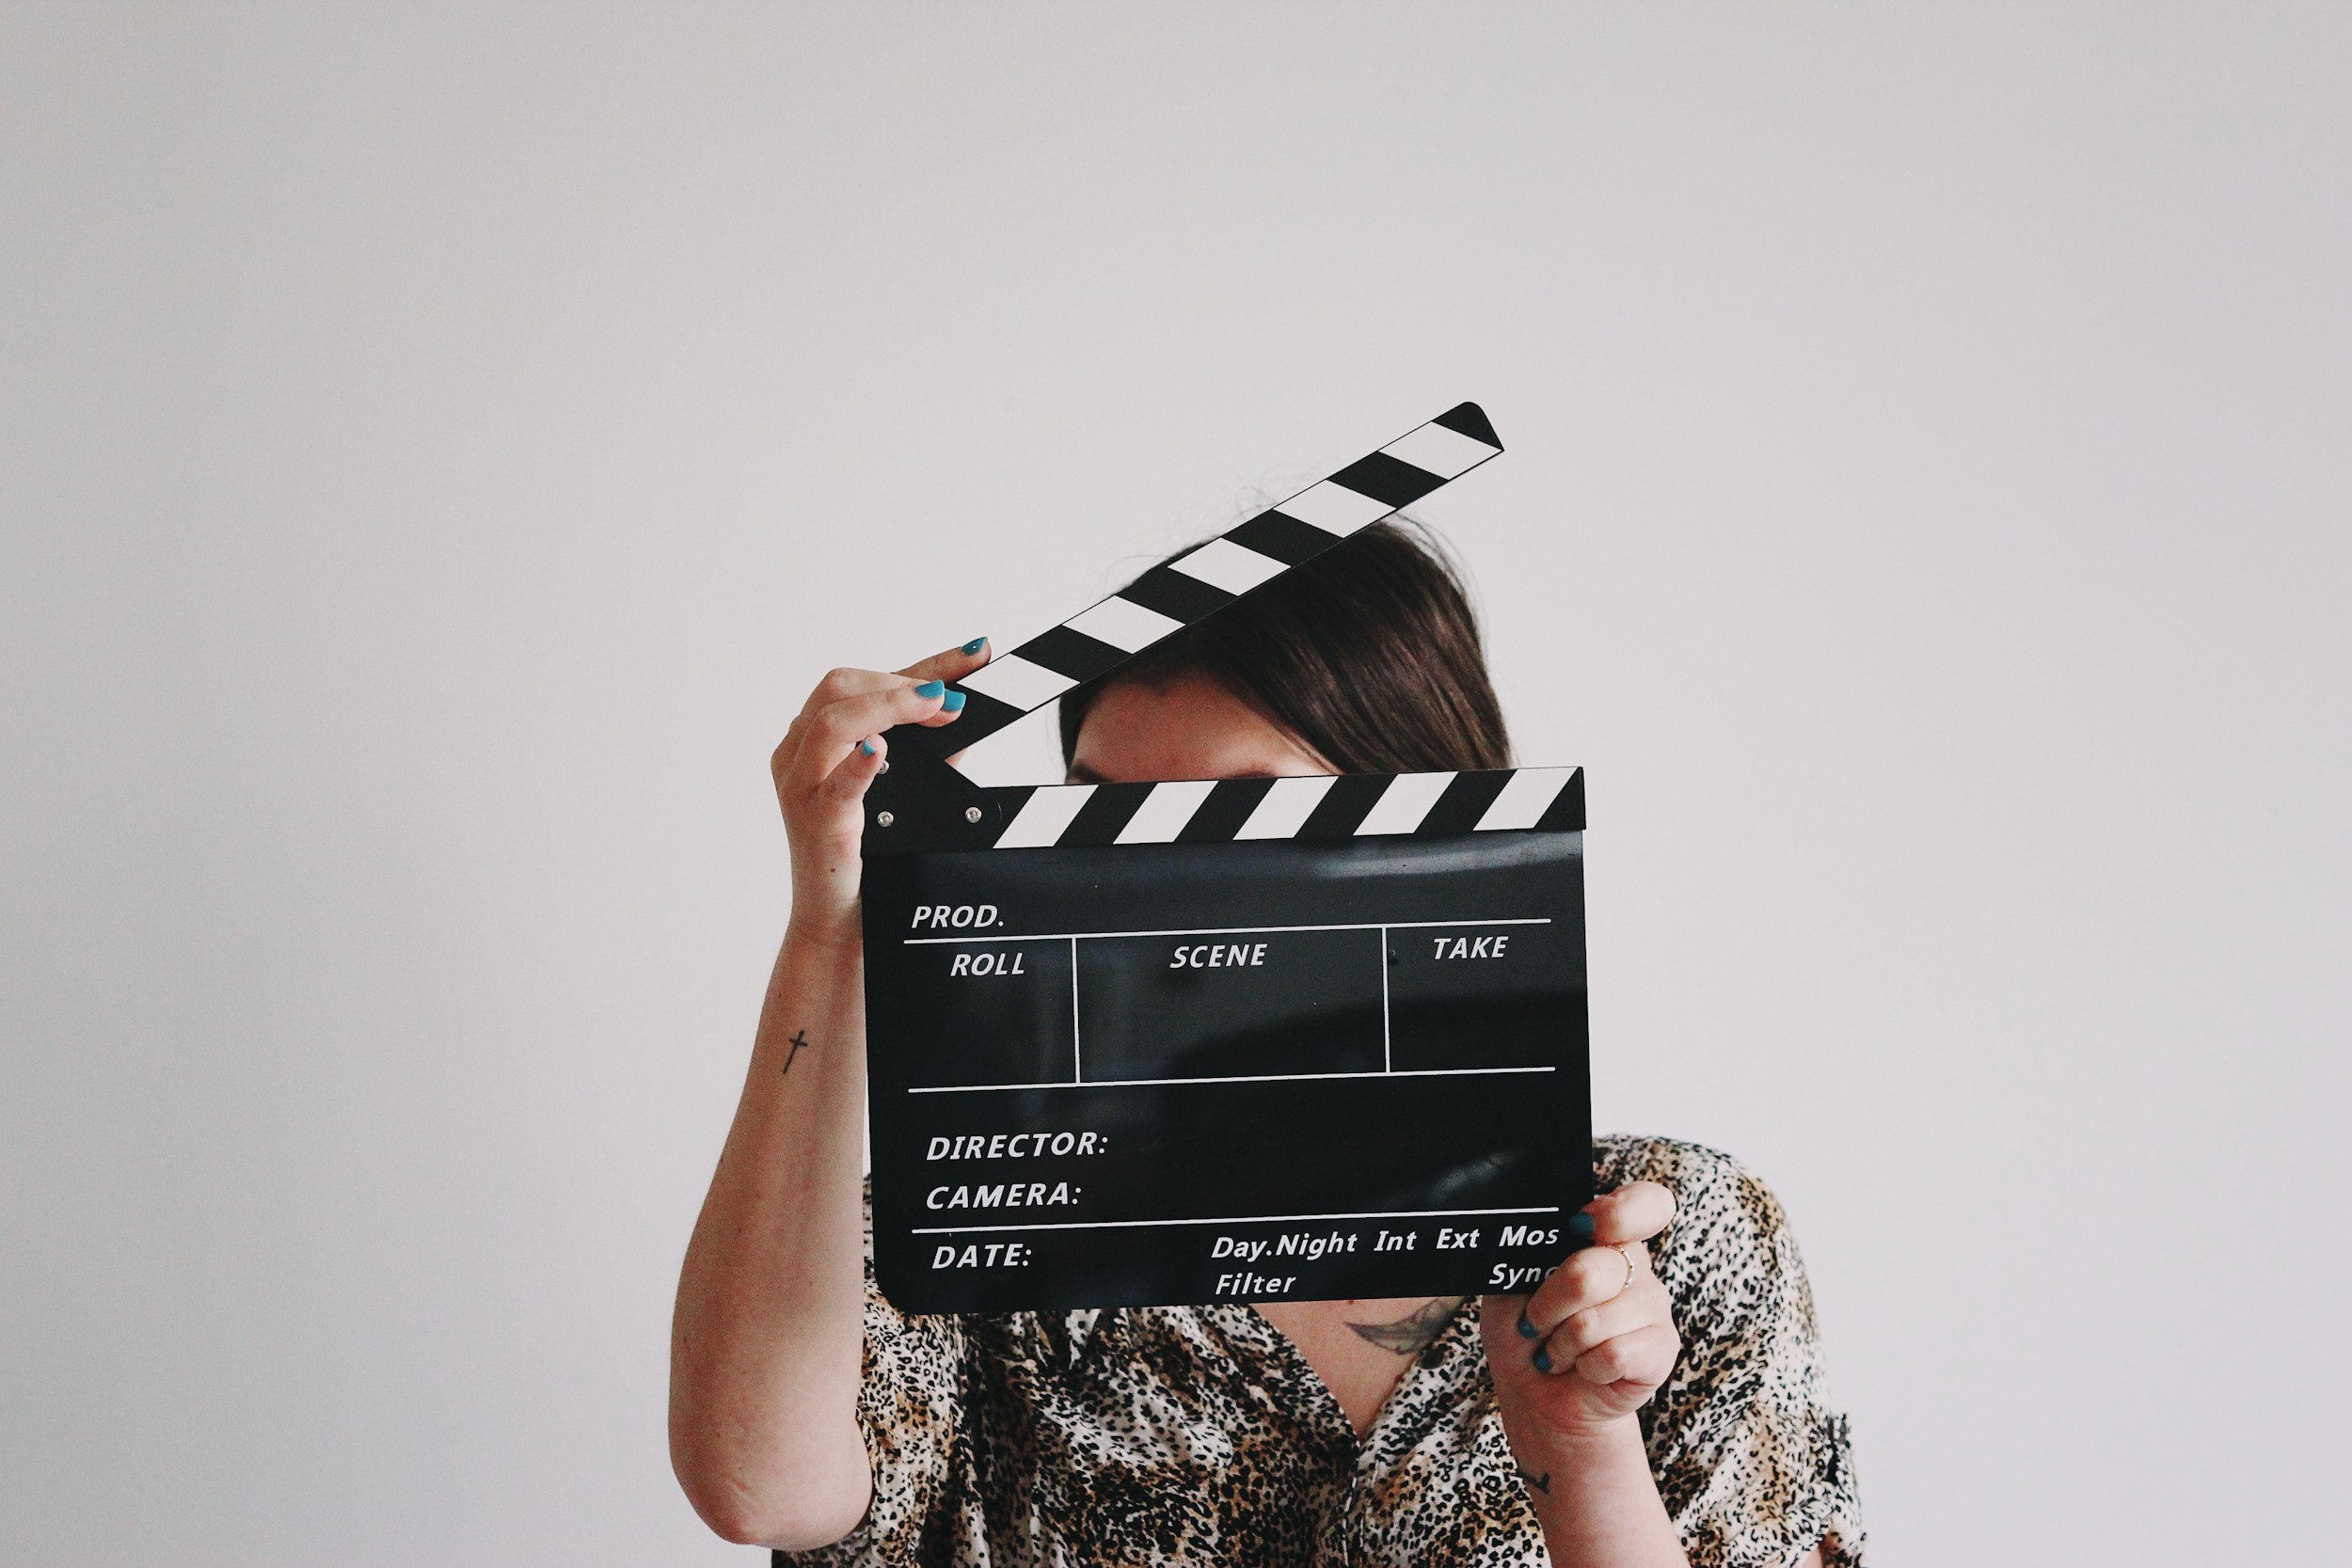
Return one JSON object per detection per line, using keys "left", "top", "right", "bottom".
{"left": 1253, "top": 1295, "right": 1467, "bottom": 1438}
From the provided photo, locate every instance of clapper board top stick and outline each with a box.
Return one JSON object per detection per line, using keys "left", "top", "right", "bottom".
{"left": 859, "top": 404, "right": 1592, "bottom": 1314}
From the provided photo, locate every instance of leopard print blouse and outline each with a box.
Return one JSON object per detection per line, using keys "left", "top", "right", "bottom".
{"left": 778, "top": 1135, "right": 1865, "bottom": 1568}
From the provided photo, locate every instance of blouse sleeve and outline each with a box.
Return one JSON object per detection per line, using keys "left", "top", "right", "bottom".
{"left": 773, "top": 1179, "right": 969, "bottom": 1567}
{"left": 1600, "top": 1137, "right": 1867, "bottom": 1568}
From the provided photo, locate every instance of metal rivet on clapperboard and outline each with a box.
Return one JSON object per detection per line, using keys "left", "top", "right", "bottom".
{"left": 964, "top": 806, "right": 983, "bottom": 823}
{"left": 876, "top": 811, "right": 894, "bottom": 827}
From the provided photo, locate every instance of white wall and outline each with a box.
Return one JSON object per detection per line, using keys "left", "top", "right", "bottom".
{"left": 5, "top": 4, "right": 2346, "bottom": 1563}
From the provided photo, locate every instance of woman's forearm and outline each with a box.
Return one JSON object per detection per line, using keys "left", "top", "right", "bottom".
{"left": 1516, "top": 1417, "right": 1689, "bottom": 1568}
{"left": 669, "top": 648, "right": 979, "bottom": 1546}
{"left": 669, "top": 928, "right": 873, "bottom": 1548}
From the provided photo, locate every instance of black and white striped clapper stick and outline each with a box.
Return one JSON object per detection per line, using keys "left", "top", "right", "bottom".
{"left": 921, "top": 402, "right": 1504, "bottom": 756}
{"left": 976, "top": 765, "right": 1583, "bottom": 850}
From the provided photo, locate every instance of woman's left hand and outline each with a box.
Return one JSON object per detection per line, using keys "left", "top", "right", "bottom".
{"left": 1482, "top": 1181, "right": 1681, "bottom": 1440}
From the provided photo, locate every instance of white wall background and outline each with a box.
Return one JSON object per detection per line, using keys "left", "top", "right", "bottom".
{"left": 6, "top": 4, "right": 2347, "bottom": 1563}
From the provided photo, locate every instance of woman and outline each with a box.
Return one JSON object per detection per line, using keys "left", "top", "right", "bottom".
{"left": 671, "top": 520, "right": 1865, "bottom": 1567}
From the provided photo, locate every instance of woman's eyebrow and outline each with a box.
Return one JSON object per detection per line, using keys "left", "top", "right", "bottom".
{"left": 1064, "top": 764, "right": 1296, "bottom": 785}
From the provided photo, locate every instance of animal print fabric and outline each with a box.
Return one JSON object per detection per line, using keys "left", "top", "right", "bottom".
{"left": 776, "top": 1135, "right": 1864, "bottom": 1568}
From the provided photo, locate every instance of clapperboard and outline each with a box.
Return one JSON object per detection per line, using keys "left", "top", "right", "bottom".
{"left": 862, "top": 404, "right": 1590, "bottom": 1313}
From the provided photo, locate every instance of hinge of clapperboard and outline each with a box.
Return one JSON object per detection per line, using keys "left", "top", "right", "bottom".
{"left": 863, "top": 403, "right": 1512, "bottom": 855}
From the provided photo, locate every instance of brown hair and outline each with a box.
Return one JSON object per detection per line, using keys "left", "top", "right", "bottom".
{"left": 1058, "top": 516, "right": 1512, "bottom": 775}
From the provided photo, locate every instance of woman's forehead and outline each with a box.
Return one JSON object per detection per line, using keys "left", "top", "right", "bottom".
{"left": 1067, "top": 672, "right": 1332, "bottom": 785}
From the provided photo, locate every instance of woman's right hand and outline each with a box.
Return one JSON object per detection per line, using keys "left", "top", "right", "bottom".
{"left": 771, "top": 638, "right": 991, "bottom": 950}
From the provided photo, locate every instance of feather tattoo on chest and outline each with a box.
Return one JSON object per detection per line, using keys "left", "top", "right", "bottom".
{"left": 1345, "top": 1295, "right": 1468, "bottom": 1355}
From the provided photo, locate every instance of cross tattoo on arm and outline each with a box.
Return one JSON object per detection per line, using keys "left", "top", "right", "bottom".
{"left": 782, "top": 1029, "right": 811, "bottom": 1076}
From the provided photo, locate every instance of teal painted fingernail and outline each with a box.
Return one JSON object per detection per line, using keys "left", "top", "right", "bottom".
{"left": 961, "top": 636, "right": 987, "bottom": 655}
{"left": 1567, "top": 1212, "right": 1597, "bottom": 1246}
{"left": 1532, "top": 1345, "right": 1552, "bottom": 1373}
{"left": 941, "top": 689, "right": 966, "bottom": 713}
{"left": 1516, "top": 1310, "right": 1539, "bottom": 1340}
{"left": 858, "top": 738, "right": 877, "bottom": 756}
{"left": 914, "top": 679, "right": 945, "bottom": 698}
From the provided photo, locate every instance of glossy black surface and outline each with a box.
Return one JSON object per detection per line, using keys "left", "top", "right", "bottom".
{"left": 863, "top": 831, "right": 1589, "bottom": 1312}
